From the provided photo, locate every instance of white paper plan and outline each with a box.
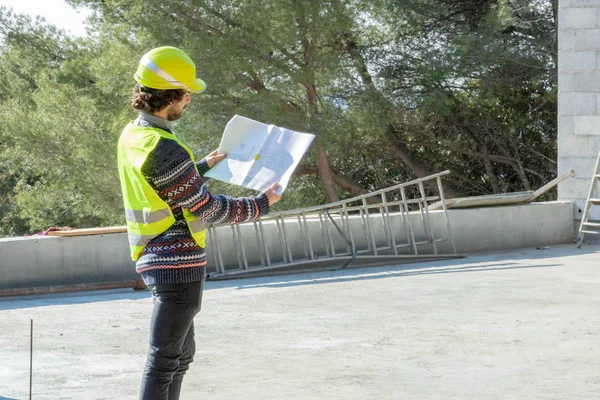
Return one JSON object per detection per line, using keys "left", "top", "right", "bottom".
{"left": 204, "top": 115, "right": 315, "bottom": 193}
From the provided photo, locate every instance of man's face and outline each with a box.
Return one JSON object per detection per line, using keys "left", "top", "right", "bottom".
{"left": 167, "top": 92, "right": 191, "bottom": 121}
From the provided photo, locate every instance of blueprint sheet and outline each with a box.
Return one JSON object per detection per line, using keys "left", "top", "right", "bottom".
{"left": 204, "top": 115, "right": 315, "bottom": 193}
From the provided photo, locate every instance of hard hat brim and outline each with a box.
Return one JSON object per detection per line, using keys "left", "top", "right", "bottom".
{"left": 189, "top": 78, "right": 207, "bottom": 94}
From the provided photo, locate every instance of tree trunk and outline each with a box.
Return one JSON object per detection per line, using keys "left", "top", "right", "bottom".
{"left": 296, "top": 164, "right": 381, "bottom": 204}
{"left": 314, "top": 143, "right": 339, "bottom": 202}
{"left": 299, "top": 8, "right": 338, "bottom": 203}
{"left": 341, "top": 32, "right": 464, "bottom": 198}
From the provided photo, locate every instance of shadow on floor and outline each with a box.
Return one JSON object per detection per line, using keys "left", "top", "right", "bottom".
{"left": 229, "top": 262, "right": 562, "bottom": 290}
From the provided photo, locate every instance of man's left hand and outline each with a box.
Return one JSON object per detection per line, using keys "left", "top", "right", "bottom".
{"left": 205, "top": 150, "right": 227, "bottom": 168}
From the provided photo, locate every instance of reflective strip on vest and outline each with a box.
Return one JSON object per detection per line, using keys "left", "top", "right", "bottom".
{"left": 187, "top": 218, "right": 206, "bottom": 234}
{"left": 139, "top": 55, "right": 192, "bottom": 91}
{"left": 127, "top": 231, "right": 159, "bottom": 249}
{"left": 125, "top": 207, "right": 172, "bottom": 225}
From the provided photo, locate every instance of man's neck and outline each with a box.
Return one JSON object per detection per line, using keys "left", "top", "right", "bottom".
{"left": 152, "top": 109, "right": 169, "bottom": 120}
{"left": 138, "top": 111, "right": 173, "bottom": 132}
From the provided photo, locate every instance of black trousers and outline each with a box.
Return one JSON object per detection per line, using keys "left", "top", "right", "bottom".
{"left": 140, "top": 280, "right": 205, "bottom": 400}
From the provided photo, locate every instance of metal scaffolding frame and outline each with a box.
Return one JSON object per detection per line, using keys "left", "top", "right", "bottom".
{"left": 206, "top": 171, "right": 461, "bottom": 279}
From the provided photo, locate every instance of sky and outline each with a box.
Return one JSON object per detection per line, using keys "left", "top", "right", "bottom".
{"left": 0, "top": 0, "right": 91, "bottom": 37}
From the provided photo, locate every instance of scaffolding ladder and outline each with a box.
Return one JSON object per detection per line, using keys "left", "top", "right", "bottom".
{"left": 577, "top": 150, "right": 600, "bottom": 248}
{"left": 206, "top": 170, "right": 462, "bottom": 279}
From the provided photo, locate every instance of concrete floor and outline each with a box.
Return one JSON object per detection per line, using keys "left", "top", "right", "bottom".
{"left": 1, "top": 244, "right": 599, "bottom": 400}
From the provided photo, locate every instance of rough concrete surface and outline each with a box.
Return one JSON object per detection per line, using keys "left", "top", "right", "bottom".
{"left": 1, "top": 244, "right": 599, "bottom": 400}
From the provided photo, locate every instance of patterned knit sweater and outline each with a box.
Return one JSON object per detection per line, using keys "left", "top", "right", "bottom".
{"left": 133, "top": 113, "right": 270, "bottom": 285}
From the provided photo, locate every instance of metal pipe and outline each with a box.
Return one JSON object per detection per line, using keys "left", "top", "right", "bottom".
{"left": 30, "top": 319, "right": 33, "bottom": 400}
{"left": 231, "top": 224, "right": 244, "bottom": 270}
{"left": 362, "top": 198, "right": 378, "bottom": 255}
{"left": 437, "top": 176, "right": 456, "bottom": 253}
{"left": 258, "top": 219, "right": 271, "bottom": 266}
{"left": 275, "top": 217, "right": 288, "bottom": 263}
{"left": 400, "top": 186, "right": 418, "bottom": 254}
{"left": 418, "top": 181, "right": 437, "bottom": 254}
{"left": 342, "top": 204, "right": 356, "bottom": 254}
{"left": 381, "top": 192, "right": 398, "bottom": 255}
{"left": 253, "top": 221, "right": 266, "bottom": 267}
{"left": 0, "top": 279, "right": 147, "bottom": 298}
{"left": 235, "top": 224, "right": 249, "bottom": 270}
{"left": 318, "top": 211, "right": 330, "bottom": 256}
{"left": 210, "top": 225, "right": 225, "bottom": 273}
{"left": 302, "top": 212, "right": 315, "bottom": 260}
{"left": 280, "top": 216, "right": 293, "bottom": 262}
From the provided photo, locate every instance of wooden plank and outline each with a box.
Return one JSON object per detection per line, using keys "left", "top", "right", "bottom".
{"left": 46, "top": 226, "right": 127, "bottom": 237}
{"left": 428, "top": 191, "right": 534, "bottom": 210}
{"left": 528, "top": 169, "right": 575, "bottom": 202}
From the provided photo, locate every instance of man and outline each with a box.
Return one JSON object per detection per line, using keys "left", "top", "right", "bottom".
{"left": 117, "top": 46, "right": 281, "bottom": 400}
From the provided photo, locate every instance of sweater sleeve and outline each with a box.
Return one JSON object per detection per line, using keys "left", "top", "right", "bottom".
{"left": 195, "top": 158, "right": 211, "bottom": 176}
{"left": 142, "top": 138, "right": 270, "bottom": 223}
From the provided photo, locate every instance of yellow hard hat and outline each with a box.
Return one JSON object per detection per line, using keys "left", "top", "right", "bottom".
{"left": 134, "top": 46, "right": 207, "bottom": 93}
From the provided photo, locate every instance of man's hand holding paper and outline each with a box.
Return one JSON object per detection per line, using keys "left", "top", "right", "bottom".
{"left": 204, "top": 115, "right": 315, "bottom": 194}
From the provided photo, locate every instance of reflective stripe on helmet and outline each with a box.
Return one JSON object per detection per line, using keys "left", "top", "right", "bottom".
{"left": 139, "top": 54, "right": 192, "bottom": 91}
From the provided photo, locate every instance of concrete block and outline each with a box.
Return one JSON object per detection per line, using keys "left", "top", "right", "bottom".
{"left": 558, "top": 29, "right": 576, "bottom": 50}
{"left": 574, "top": 115, "right": 600, "bottom": 134}
{"left": 558, "top": 176, "right": 596, "bottom": 200}
{"left": 557, "top": 134, "right": 600, "bottom": 157}
{"left": 558, "top": 158, "right": 571, "bottom": 177}
{"left": 558, "top": 93, "right": 597, "bottom": 115}
{"left": 560, "top": 0, "right": 600, "bottom": 7}
{"left": 559, "top": 7, "right": 598, "bottom": 28}
{"left": 558, "top": 115, "right": 575, "bottom": 135}
{"left": 559, "top": 50, "right": 597, "bottom": 71}
{"left": 575, "top": 29, "right": 600, "bottom": 49}
{"left": 558, "top": 73, "right": 575, "bottom": 93}
{"left": 573, "top": 71, "right": 600, "bottom": 91}
{"left": 560, "top": 156, "right": 598, "bottom": 178}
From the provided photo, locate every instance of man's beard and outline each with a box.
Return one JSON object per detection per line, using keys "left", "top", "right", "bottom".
{"left": 167, "top": 104, "right": 187, "bottom": 121}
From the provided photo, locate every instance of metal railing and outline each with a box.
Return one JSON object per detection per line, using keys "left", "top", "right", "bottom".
{"left": 206, "top": 171, "right": 460, "bottom": 279}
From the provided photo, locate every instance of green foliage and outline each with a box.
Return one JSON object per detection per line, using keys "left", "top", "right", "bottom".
{"left": 0, "top": 0, "right": 558, "bottom": 236}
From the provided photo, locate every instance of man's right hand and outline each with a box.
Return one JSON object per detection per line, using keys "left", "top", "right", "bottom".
{"left": 205, "top": 150, "right": 227, "bottom": 168}
{"left": 263, "top": 182, "right": 282, "bottom": 205}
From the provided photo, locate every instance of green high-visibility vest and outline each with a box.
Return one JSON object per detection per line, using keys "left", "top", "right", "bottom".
{"left": 117, "top": 123, "right": 206, "bottom": 261}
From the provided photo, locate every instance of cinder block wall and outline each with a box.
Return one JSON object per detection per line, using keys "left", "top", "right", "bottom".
{"left": 558, "top": 0, "right": 600, "bottom": 219}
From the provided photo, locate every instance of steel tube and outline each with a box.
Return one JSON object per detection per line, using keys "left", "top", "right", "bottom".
{"left": 0, "top": 279, "right": 147, "bottom": 298}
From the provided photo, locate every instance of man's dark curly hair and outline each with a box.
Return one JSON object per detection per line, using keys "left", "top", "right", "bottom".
{"left": 131, "top": 84, "right": 187, "bottom": 113}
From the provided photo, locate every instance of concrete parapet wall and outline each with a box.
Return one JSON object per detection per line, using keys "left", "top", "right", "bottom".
{"left": 0, "top": 201, "right": 575, "bottom": 290}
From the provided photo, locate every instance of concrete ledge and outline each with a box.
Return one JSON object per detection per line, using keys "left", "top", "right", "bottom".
{"left": 0, "top": 201, "right": 575, "bottom": 290}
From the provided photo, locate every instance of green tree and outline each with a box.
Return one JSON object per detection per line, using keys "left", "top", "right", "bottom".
{"left": 0, "top": 0, "right": 559, "bottom": 236}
